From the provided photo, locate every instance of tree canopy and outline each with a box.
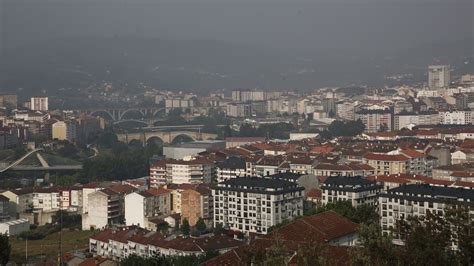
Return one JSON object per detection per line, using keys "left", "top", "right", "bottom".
{"left": 0, "top": 234, "right": 11, "bottom": 266}
{"left": 320, "top": 119, "right": 365, "bottom": 139}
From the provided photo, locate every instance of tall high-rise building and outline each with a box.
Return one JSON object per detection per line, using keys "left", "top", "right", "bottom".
{"left": 428, "top": 65, "right": 450, "bottom": 88}
{"left": 30, "top": 97, "right": 49, "bottom": 111}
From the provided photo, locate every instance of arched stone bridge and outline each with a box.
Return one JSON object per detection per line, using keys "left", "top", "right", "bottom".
{"left": 115, "top": 131, "right": 218, "bottom": 144}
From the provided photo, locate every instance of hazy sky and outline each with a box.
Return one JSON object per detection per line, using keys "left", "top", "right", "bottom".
{"left": 2, "top": 0, "right": 472, "bottom": 56}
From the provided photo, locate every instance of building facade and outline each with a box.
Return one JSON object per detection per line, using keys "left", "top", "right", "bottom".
{"left": 321, "top": 176, "right": 383, "bottom": 206}
{"left": 212, "top": 177, "right": 304, "bottom": 235}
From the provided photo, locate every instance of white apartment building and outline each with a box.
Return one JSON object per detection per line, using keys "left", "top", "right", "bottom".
{"left": 226, "top": 102, "right": 252, "bottom": 117}
{"left": 355, "top": 109, "right": 393, "bottom": 133}
{"left": 379, "top": 184, "right": 474, "bottom": 237}
{"left": 14, "top": 110, "right": 49, "bottom": 123}
{"left": 125, "top": 188, "right": 171, "bottom": 230}
{"left": 336, "top": 101, "right": 356, "bottom": 121}
{"left": 212, "top": 177, "right": 304, "bottom": 235}
{"left": 428, "top": 65, "right": 450, "bottom": 88}
{"left": 165, "top": 97, "right": 194, "bottom": 112}
{"left": 394, "top": 111, "right": 440, "bottom": 130}
{"left": 216, "top": 157, "right": 247, "bottom": 182}
{"left": 30, "top": 97, "right": 49, "bottom": 111}
{"left": 90, "top": 228, "right": 243, "bottom": 261}
{"left": 149, "top": 157, "right": 214, "bottom": 185}
{"left": 439, "top": 110, "right": 473, "bottom": 125}
{"left": 321, "top": 176, "right": 383, "bottom": 206}
{"left": 313, "top": 163, "right": 374, "bottom": 177}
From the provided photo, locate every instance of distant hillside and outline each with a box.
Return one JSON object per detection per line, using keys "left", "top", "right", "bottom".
{"left": 0, "top": 37, "right": 472, "bottom": 95}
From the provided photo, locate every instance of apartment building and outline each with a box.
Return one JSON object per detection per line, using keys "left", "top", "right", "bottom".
{"left": 355, "top": 109, "right": 393, "bottom": 133}
{"left": 212, "top": 177, "right": 304, "bottom": 235}
{"left": 181, "top": 186, "right": 213, "bottom": 226}
{"left": 313, "top": 163, "right": 375, "bottom": 177}
{"left": 0, "top": 195, "right": 10, "bottom": 222}
{"left": 124, "top": 188, "right": 171, "bottom": 230}
{"left": 321, "top": 176, "right": 383, "bottom": 206}
{"left": 226, "top": 102, "right": 252, "bottom": 118}
{"left": 82, "top": 188, "right": 122, "bottom": 230}
{"left": 216, "top": 156, "right": 247, "bottom": 182}
{"left": 378, "top": 184, "right": 474, "bottom": 236}
{"left": 393, "top": 111, "right": 440, "bottom": 130}
{"left": 363, "top": 153, "right": 409, "bottom": 176}
{"left": 90, "top": 228, "right": 243, "bottom": 261}
{"left": 439, "top": 110, "right": 474, "bottom": 125}
{"left": 52, "top": 120, "right": 78, "bottom": 142}
{"left": 428, "top": 65, "right": 450, "bottom": 88}
{"left": 149, "top": 157, "right": 214, "bottom": 186}
{"left": 30, "top": 96, "right": 49, "bottom": 111}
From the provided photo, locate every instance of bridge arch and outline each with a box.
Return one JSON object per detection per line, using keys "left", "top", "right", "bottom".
{"left": 170, "top": 134, "right": 195, "bottom": 145}
{"left": 129, "top": 139, "right": 144, "bottom": 147}
{"left": 146, "top": 136, "right": 164, "bottom": 147}
{"left": 90, "top": 110, "right": 114, "bottom": 121}
{"left": 120, "top": 109, "right": 145, "bottom": 120}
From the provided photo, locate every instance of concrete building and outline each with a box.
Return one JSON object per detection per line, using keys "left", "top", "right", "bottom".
{"left": 90, "top": 228, "right": 243, "bottom": 260}
{"left": 439, "top": 110, "right": 474, "bottom": 125}
{"left": 30, "top": 96, "right": 49, "bottom": 111}
{"left": 52, "top": 120, "right": 77, "bottom": 142}
{"left": 428, "top": 65, "right": 450, "bottom": 88}
{"left": 321, "top": 176, "right": 383, "bottom": 206}
{"left": 82, "top": 188, "right": 122, "bottom": 230}
{"left": 336, "top": 101, "right": 356, "bottom": 121}
{"left": 0, "top": 218, "right": 30, "bottom": 236}
{"left": 226, "top": 102, "right": 252, "bottom": 117}
{"left": 0, "top": 195, "right": 10, "bottom": 222}
{"left": 181, "top": 186, "right": 213, "bottom": 226}
{"left": 355, "top": 109, "right": 392, "bottom": 133}
{"left": 313, "top": 163, "right": 375, "bottom": 177}
{"left": 0, "top": 128, "right": 19, "bottom": 150}
{"left": 125, "top": 188, "right": 171, "bottom": 230}
{"left": 216, "top": 157, "right": 247, "bottom": 182}
{"left": 165, "top": 97, "right": 194, "bottom": 112}
{"left": 149, "top": 157, "right": 214, "bottom": 186}
{"left": 379, "top": 184, "right": 474, "bottom": 237}
{"left": 393, "top": 111, "right": 440, "bottom": 130}
{"left": 364, "top": 152, "right": 408, "bottom": 176}
{"left": 212, "top": 177, "right": 304, "bottom": 235}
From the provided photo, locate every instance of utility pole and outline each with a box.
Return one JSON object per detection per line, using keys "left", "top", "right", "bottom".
{"left": 25, "top": 238, "right": 28, "bottom": 264}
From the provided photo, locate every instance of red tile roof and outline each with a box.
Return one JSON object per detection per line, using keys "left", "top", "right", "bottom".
{"left": 364, "top": 153, "right": 409, "bottom": 161}
{"left": 306, "top": 188, "right": 322, "bottom": 199}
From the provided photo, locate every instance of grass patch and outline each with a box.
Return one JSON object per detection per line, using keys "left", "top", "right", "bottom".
{"left": 10, "top": 230, "right": 95, "bottom": 263}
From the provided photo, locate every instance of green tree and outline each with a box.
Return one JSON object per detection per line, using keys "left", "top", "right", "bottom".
{"left": 321, "top": 119, "right": 365, "bottom": 139}
{"left": 181, "top": 218, "right": 190, "bottom": 236}
{"left": 195, "top": 218, "right": 206, "bottom": 233}
{"left": 314, "top": 200, "right": 379, "bottom": 225}
{"left": 213, "top": 223, "right": 224, "bottom": 235}
{"left": 0, "top": 233, "right": 11, "bottom": 266}
{"left": 446, "top": 206, "right": 474, "bottom": 264}
{"left": 297, "top": 235, "right": 332, "bottom": 266}
{"left": 240, "top": 235, "right": 288, "bottom": 266}
{"left": 397, "top": 208, "right": 459, "bottom": 265}
{"left": 351, "top": 223, "right": 398, "bottom": 266}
